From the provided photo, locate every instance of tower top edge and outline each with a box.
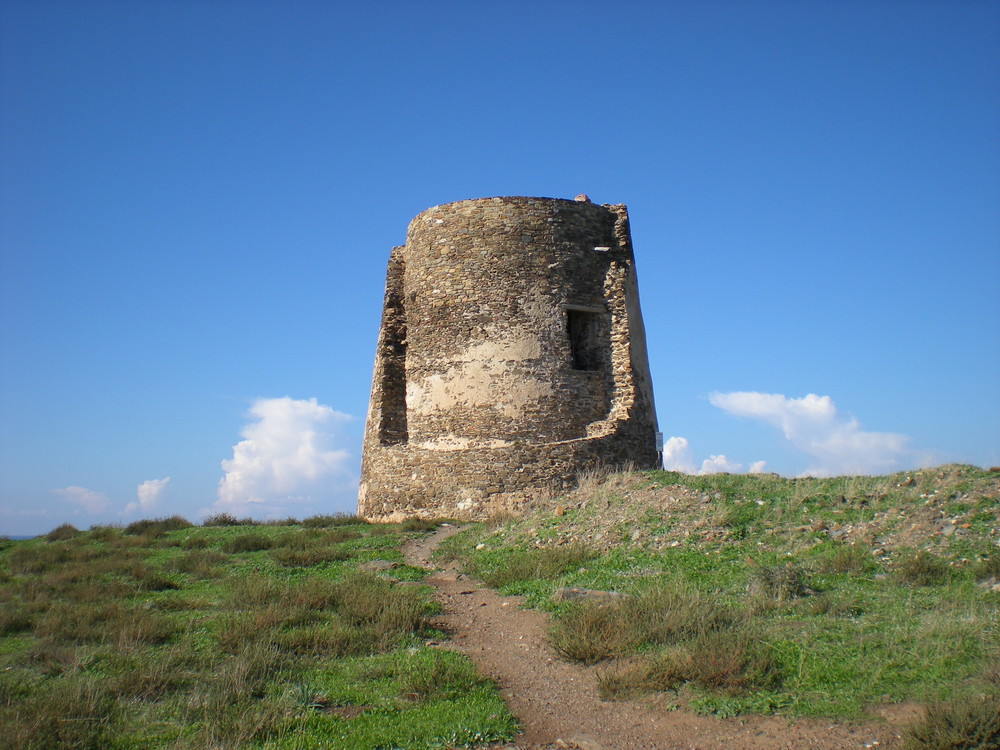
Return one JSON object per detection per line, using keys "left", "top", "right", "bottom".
{"left": 414, "top": 196, "right": 626, "bottom": 217}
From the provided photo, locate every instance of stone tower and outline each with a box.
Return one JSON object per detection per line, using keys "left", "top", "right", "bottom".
{"left": 358, "top": 196, "right": 659, "bottom": 521}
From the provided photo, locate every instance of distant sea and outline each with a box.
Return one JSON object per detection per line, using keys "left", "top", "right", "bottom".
{"left": 5, "top": 535, "right": 35, "bottom": 540}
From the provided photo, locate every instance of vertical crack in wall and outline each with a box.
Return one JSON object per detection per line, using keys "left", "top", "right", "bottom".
{"left": 377, "top": 246, "right": 408, "bottom": 445}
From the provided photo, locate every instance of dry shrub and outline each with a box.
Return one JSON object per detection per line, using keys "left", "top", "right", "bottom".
{"left": 575, "top": 463, "right": 614, "bottom": 494}
{"left": 747, "top": 560, "right": 812, "bottom": 607}
{"left": 202, "top": 513, "right": 252, "bottom": 527}
{"left": 400, "top": 516, "right": 445, "bottom": 532}
{"left": 275, "top": 529, "right": 309, "bottom": 548}
{"left": 551, "top": 601, "right": 641, "bottom": 663}
{"left": 0, "top": 667, "right": 35, "bottom": 706}
{"left": 24, "top": 640, "right": 80, "bottom": 676}
{"left": 167, "top": 548, "right": 227, "bottom": 578}
{"left": 34, "top": 601, "right": 176, "bottom": 646}
{"left": 289, "top": 576, "right": 341, "bottom": 610}
{"left": 124, "top": 516, "right": 193, "bottom": 536}
{"left": 598, "top": 654, "right": 687, "bottom": 700}
{"left": 99, "top": 645, "right": 200, "bottom": 701}
{"left": 127, "top": 563, "right": 180, "bottom": 591}
{"left": 8, "top": 543, "right": 81, "bottom": 574}
{"left": 814, "top": 543, "right": 873, "bottom": 574}
{"left": 44, "top": 522, "right": 81, "bottom": 541}
{"left": 0, "top": 604, "right": 32, "bottom": 635}
{"left": 221, "top": 533, "right": 274, "bottom": 553}
{"left": 797, "top": 592, "right": 864, "bottom": 618}
{"left": 598, "top": 629, "right": 784, "bottom": 699}
{"left": 302, "top": 513, "right": 366, "bottom": 528}
{"left": 902, "top": 696, "right": 1000, "bottom": 750}
{"left": 226, "top": 574, "right": 285, "bottom": 609}
{"left": 895, "top": 551, "right": 952, "bottom": 586}
{"left": 270, "top": 546, "right": 351, "bottom": 567}
{"left": 485, "top": 509, "right": 519, "bottom": 528}
{"left": 180, "top": 535, "right": 210, "bottom": 549}
{"left": 629, "top": 581, "right": 736, "bottom": 643}
{"left": 397, "top": 652, "right": 480, "bottom": 703}
{"left": 216, "top": 575, "right": 425, "bottom": 656}
{"left": 184, "top": 643, "right": 287, "bottom": 750}
{"left": 262, "top": 516, "right": 300, "bottom": 526}
{"left": 478, "top": 544, "right": 595, "bottom": 588}
{"left": 87, "top": 525, "right": 122, "bottom": 541}
{"left": 982, "top": 656, "right": 1000, "bottom": 690}
{"left": 275, "top": 620, "right": 373, "bottom": 657}
{"left": 0, "top": 675, "right": 119, "bottom": 750}
{"left": 551, "top": 581, "right": 735, "bottom": 664}
{"left": 678, "top": 629, "right": 783, "bottom": 692}
{"left": 972, "top": 552, "right": 1000, "bottom": 581}
{"left": 333, "top": 572, "right": 430, "bottom": 647}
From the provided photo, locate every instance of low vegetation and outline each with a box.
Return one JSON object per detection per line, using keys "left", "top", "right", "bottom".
{"left": 0, "top": 515, "right": 516, "bottom": 749}
{"left": 441, "top": 464, "right": 1000, "bottom": 729}
{"left": 3, "top": 466, "right": 997, "bottom": 747}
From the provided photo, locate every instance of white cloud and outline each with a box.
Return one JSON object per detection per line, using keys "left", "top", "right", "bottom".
{"left": 662, "top": 436, "right": 697, "bottom": 473}
{"left": 661, "top": 437, "right": 767, "bottom": 476}
{"left": 124, "top": 477, "right": 171, "bottom": 515}
{"left": 709, "top": 391, "right": 911, "bottom": 476}
{"left": 214, "top": 397, "right": 357, "bottom": 517}
{"left": 698, "top": 455, "right": 744, "bottom": 475}
{"left": 52, "top": 486, "right": 111, "bottom": 514}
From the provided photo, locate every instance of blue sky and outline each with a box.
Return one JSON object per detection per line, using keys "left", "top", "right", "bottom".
{"left": 1, "top": 0, "right": 997, "bottom": 535}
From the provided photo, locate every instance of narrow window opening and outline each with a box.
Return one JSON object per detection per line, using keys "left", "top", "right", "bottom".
{"left": 567, "top": 309, "right": 603, "bottom": 371}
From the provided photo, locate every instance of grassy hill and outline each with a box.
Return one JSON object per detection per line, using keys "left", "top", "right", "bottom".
{"left": 0, "top": 515, "right": 516, "bottom": 750}
{"left": 440, "top": 464, "right": 999, "bottom": 738}
{"left": 1, "top": 465, "right": 997, "bottom": 749}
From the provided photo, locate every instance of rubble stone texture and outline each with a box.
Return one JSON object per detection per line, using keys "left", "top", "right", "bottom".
{"left": 358, "top": 196, "right": 659, "bottom": 521}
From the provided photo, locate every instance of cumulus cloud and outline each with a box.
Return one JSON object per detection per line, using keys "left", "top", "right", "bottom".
{"left": 708, "top": 391, "right": 911, "bottom": 476}
{"left": 52, "top": 486, "right": 111, "bottom": 514}
{"left": 698, "top": 455, "right": 746, "bottom": 475}
{"left": 124, "top": 477, "right": 171, "bottom": 515}
{"left": 662, "top": 436, "right": 697, "bottom": 473}
{"left": 214, "top": 397, "right": 356, "bottom": 517}
{"left": 661, "top": 437, "right": 766, "bottom": 476}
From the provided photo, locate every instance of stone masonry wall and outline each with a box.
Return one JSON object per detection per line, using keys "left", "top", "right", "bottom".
{"left": 358, "top": 196, "right": 659, "bottom": 521}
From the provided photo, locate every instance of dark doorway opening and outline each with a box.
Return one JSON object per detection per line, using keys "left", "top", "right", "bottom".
{"left": 567, "top": 309, "right": 603, "bottom": 371}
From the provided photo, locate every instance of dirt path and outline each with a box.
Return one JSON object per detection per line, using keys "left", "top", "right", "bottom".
{"left": 403, "top": 525, "right": 917, "bottom": 750}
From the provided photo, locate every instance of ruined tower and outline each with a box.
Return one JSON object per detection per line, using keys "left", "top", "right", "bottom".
{"left": 358, "top": 196, "right": 659, "bottom": 521}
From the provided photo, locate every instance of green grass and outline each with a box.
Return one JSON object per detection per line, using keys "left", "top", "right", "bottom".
{"left": 0, "top": 518, "right": 516, "bottom": 749}
{"left": 441, "top": 465, "right": 1000, "bottom": 723}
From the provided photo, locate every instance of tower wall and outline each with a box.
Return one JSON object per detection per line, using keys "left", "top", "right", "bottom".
{"left": 358, "top": 196, "right": 659, "bottom": 521}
